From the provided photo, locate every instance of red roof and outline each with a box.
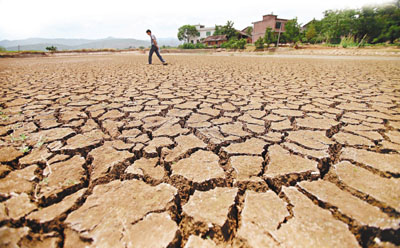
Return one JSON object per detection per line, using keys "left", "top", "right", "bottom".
{"left": 203, "top": 35, "right": 227, "bottom": 42}
{"left": 236, "top": 30, "right": 250, "bottom": 37}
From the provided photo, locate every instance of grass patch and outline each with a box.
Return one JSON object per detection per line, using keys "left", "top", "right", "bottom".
{"left": 20, "top": 145, "right": 30, "bottom": 153}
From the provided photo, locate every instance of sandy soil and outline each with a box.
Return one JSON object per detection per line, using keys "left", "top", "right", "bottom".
{"left": 0, "top": 53, "right": 399, "bottom": 247}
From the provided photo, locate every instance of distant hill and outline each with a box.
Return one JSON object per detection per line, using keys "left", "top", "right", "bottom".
{"left": 0, "top": 37, "right": 181, "bottom": 51}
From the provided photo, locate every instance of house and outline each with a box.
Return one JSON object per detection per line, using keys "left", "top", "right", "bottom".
{"left": 202, "top": 30, "right": 251, "bottom": 47}
{"left": 202, "top": 35, "right": 228, "bottom": 47}
{"left": 237, "top": 30, "right": 252, "bottom": 43}
{"left": 188, "top": 24, "right": 216, "bottom": 44}
{"left": 252, "top": 14, "right": 288, "bottom": 43}
{"left": 242, "top": 27, "right": 252, "bottom": 35}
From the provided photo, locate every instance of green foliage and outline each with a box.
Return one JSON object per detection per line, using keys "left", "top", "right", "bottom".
{"left": 245, "top": 26, "right": 253, "bottom": 36}
{"left": 321, "top": 9, "right": 358, "bottom": 43}
{"left": 0, "top": 46, "right": 6, "bottom": 52}
{"left": 213, "top": 21, "right": 239, "bottom": 40}
{"left": 178, "top": 43, "right": 195, "bottom": 49}
{"left": 177, "top": 25, "right": 200, "bottom": 43}
{"left": 195, "top": 42, "right": 206, "bottom": 49}
{"left": 255, "top": 37, "right": 264, "bottom": 49}
{"left": 264, "top": 27, "right": 277, "bottom": 47}
{"left": 19, "top": 134, "right": 28, "bottom": 141}
{"left": 178, "top": 42, "right": 205, "bottom": 49}
{"left": 311, "top": 1, "right": 400, "bottom": 44}
{"left": 46, "top": 46, "right": 57, "bottom": 52}
{"left": 20, "top": 145, "right": 30, "bottom": 153}
{"left": 35, "top": 136, "right": 46, "bottom": 148}
{"left": 305, "top": 24, "right": 317, "bottom": 43}
{"left": 220, "top": 40, "right": 234, "bottom": 49}
{"left": 220, "top": 38, "right": 247, "bottom": 49}
{"left": 284, "top": 18, "right": 301, "bottom": 43}
{"left": 340, "top": 35, "right": 359, "bottom": 48}
{"left": 214, "top": 25, "right": 222, "bottom": 36}
{"left": 237, "top": 38, "right": 247, "bottom": 49}
{"left": 139, "top": 46, "right": 145, "bottom": 49}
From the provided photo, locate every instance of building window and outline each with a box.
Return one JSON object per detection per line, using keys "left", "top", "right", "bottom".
{"left": 206, "top": 31, "right": 211, "bottom": 36}
{"left": 275, "top": 22, "right": 281, "bottom": 29}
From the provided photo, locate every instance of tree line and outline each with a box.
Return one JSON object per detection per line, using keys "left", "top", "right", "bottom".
{"left": 309, "top": 0, "right": 400, "bottom": 44}
{"left": 260, "top": 0, "right": 400, "bottom": 48}
{"left": 178, "top": 0, "right": 399, "bottom": 48}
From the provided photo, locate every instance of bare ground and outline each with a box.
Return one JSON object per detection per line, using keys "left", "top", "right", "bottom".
{"left": 0, "top": 53, "right": 399, "bottom": 248}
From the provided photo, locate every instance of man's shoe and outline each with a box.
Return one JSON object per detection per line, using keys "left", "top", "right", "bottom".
{"left": 163, "top": 62, "right": 168, "bottom": 65}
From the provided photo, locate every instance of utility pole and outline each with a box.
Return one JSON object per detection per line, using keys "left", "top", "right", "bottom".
{"left": 276, "top": 23, "right": 282, "bottom": 48}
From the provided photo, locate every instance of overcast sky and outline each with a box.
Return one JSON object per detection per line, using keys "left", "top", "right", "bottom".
{"left": 0, "top": 0, "right": 389, "bottom": 40}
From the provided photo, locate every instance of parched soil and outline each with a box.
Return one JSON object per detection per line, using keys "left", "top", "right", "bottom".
{"left": 0, "top": 53, "right": 399, "bottom": 248}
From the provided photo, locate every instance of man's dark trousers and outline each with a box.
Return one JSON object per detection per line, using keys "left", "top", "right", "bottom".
{"left": 149, "top": 45, "right": 165, "bottom": 64}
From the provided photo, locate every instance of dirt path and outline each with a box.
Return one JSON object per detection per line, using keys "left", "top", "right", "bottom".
{"left": 0, "top": 54, "right": 399, "bottom": 247}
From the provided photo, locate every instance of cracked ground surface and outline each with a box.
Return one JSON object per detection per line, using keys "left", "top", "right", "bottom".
{"left": 0, "top": 53, "right": 399, "bottom": 247}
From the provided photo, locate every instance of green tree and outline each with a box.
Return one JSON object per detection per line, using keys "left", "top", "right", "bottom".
{"left": 255, "top": 37, "right": 264, "bottom": 49}
{"left": 305, "top": 24, "right": 317, "bottom": 43}
{"left": 284, "top": 18, "right": 301, "bottom": 43}
{"left": 284, "top": 0, "right": 400, "bottom": 45}
{"left": 0, "top": 46, "right": 6, "bottom": 52}
{"left": 177, "top": 25, "right": 200, "bottom": 43}
{"left": 46, "top": 46, "right": 57, "bottom": 52}
{"left": 264, "top": 27, "right": 276, "bottom": 47}
{"left": 355, "top": 7, "right": 383, "bottom": 43}
{"left": 372, "top": 1, "right": 400, "bottom": 43}
{"left": 213, "top": 21, "right": 238, "bottom": 40}
{"left": 245, "top": 26, "right": 253, "bottom": 36}
{"left": 316, "top": 1, "right": 400, "bottom": 44}
{"left": 214, "top": 25, "right": 222, "bottom": 35}
{"left": 234, "top": 38, "right": 247, "bottom": 49}
{"left": 320, "top": 9, "right": 358, "bottom": 43}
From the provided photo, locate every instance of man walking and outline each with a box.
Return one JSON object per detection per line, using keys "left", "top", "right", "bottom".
{"left": 146, "top": 29, "right": 167, "bottom": 65}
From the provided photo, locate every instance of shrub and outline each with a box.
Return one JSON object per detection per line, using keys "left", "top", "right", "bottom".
{"left": 220, "top": 40, "right": 232, "bottom": 49}
{"left": 178, "top": 42, "right": 206, "bottom": 49}
{"left": 195, "top": 42, "right": 206, "bottom": 49}
{"left": 0, "top": 46, "right": 6, "bottom": 52}
{"left": 178, "top": 43, "right": 195, "bottom": 49}
{"left": 220, "top": 41, "right": 229, "bottom": 49}
{"left": 264, "top": 27, "right": 276, "bottom": 47}
{"left": 220, "top": 38, "right": 246, "bottom": 49}
{"left": 255, "top": 37, "right": 264, "bottom": 49}
{"left": 236, "top": 38, "right": 247, "bottom": 49}
{"left": 46, "top": 46, "right": 57, "bottom": 52}
{"left": 340, "top": 35, "right": 359, "bottom": 48}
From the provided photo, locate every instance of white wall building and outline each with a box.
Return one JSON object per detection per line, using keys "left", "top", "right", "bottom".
{"left": 188, "top": 24, "right": 215, "bottom": 44}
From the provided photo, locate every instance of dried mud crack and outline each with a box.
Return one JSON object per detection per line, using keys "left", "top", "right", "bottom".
{"left": 0, "top": 54, "right": 399, "bottom": 247}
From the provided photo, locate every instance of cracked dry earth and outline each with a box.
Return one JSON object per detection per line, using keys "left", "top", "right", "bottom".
{"left": 0, "top": 54, "right": 399, "bottom": 248}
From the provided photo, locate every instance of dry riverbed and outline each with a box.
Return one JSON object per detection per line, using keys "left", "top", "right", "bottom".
{"left": 0, "top": 53, "right": 399, "bottom": 247}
